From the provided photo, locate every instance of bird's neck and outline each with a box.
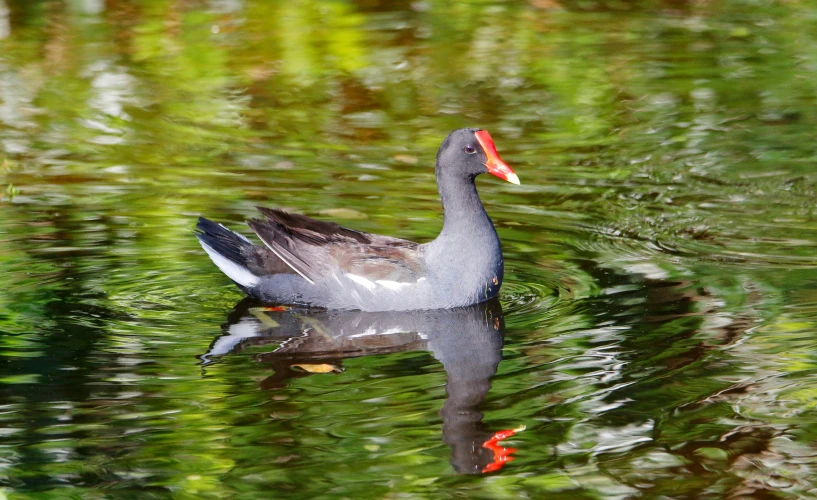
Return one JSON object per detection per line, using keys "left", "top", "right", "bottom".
{"left": 427, "top": 171, "right": 504, "bottom": 301}
{"left": 437, "top": 173, "right": 497, "bottom": 242}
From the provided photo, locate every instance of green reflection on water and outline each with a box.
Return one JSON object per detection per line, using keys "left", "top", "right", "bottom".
{"left": 2, "top": 0, "right": 817, "bottom": 497}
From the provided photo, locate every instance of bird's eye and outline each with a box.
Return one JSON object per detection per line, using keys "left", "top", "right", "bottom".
{"left": 463, "top": 144, "right": 476, "bottom": 154}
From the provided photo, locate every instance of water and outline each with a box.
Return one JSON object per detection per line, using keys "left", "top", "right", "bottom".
{"left": 2, "top": 0, "right": 817, "bottom": 497}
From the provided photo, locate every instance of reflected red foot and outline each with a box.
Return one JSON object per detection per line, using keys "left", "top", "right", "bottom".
{"left": 261, "top": 306, "right": 290, "bottom": 312}
{"left": 482, "top": 425, "right": 526, "bottom": 474}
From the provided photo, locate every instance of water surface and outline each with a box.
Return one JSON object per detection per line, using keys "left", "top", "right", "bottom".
{"left": 2, "top": 0, "right": 817, "bottom": 497}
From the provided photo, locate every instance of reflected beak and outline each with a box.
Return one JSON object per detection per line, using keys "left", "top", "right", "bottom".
{"left": 475, "top": 130, "right": 520, "bottom": 185}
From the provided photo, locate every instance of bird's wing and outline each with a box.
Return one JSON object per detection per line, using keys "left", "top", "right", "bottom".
{"left": 248, "top": 206, "right": 422, "bottom": 284}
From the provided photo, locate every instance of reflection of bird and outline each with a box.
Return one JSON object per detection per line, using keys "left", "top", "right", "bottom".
{"left": 203, "top": 298, "right": 523, "bottom": 474}
{"left": 196, "top": 128, "right": 520, "bottom": 311}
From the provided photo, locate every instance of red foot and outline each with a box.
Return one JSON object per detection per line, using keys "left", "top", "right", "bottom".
{"left": 261, "top": 306, "right": 290, "bottom": 311}
{"left": 482, "top": 425, "right": 525, "bottom": 474}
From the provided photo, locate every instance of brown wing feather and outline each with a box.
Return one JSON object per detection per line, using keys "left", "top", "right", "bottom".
{"left": 331, "top": 245, "right": 424, "bottom": 282}
{"left": 248, "top": 218, "right": 320, "bottom": 283}
{"left": 249, "top": 207, "right": 423, "bottom": 284}
{"left": 256, "top": 206, "right": 418, "bottom": 248}
{"left": 256, "top": 206, "right": 372, "bottom": 245}
{"left": 241, "top": 245, "right": 298, "bottom": 277}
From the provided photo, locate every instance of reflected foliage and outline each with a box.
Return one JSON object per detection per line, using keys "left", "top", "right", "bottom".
{"left": 2, "top": 0, "right": 817, "bottom": 497}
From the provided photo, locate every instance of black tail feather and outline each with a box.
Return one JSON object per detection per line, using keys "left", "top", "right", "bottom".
{"left": 196, "top": 216, "right": 253, "bottom": 269}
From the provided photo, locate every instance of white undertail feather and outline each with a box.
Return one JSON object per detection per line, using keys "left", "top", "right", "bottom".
{"left": 199, "top": 240, "right": 260, "bottom": 288}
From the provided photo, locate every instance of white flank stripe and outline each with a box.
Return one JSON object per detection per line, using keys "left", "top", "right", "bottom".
{"left": 200, "top": 241, "right": 259, "bottom": 288}
{"left": 346, "top": 273, "right": 376, "bottom": 291}
{"left": 349, "top": 327, "right": 408, "bottom": 339}
{"left": 375, "top": 280, "right": 411, "bottom": 291}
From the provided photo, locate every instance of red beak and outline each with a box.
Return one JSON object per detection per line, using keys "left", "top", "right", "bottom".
{"left": 475, "top": 130, "right": 520, "bottom": 185}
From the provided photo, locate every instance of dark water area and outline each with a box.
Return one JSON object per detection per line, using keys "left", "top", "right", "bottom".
{"left": 2, "top": 0, "right": 817, "bottom": 497}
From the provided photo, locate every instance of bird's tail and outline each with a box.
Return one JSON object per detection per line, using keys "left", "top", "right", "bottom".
{"left": 196, "top": 217, "right": 260, "bottom": 289}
